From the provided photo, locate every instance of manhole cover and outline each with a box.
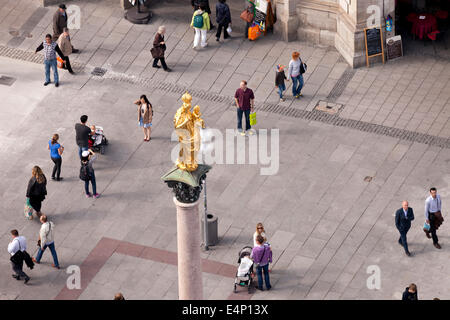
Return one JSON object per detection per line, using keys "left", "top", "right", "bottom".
{"left": 315, "top": 100, "right": 343, "bottom": 115}
{"left": 364, "top": 176, "right": 373, "bottom": 182}
{"left": 0, "top": 75, "right": 16, "bottom": 86}
{"left": 91, "top": 67, "right": 107, "bottom": 76}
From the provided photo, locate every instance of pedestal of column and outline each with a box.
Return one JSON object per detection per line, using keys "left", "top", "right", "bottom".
{"left": 173, "top": 197, "right": 203, "bottom": 300}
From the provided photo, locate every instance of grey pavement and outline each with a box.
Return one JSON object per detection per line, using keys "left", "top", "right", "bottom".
{"left": 0, "top": 0, "right": 450, "bottom": 301}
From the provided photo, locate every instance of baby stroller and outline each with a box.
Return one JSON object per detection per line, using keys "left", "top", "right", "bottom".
{"left": 88, "top": 126, "right": 108, "bottom": 154}
{"left": 233, "top": 246, "right": 254, "bottom": 294}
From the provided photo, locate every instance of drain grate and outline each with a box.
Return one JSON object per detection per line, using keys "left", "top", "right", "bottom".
{"left": 0, "top": 75, "right": 16, "bottom": 86}
{"left": 315, "top": 100, "right": 343, "bottom": 115}
{"left": 327, "top": 67, "right": 356, "bottom": 102}
{"left": 91, "top": 67, "right": 107, "bottom": 76}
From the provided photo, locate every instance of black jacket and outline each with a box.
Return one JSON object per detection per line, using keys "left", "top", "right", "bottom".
{"left": 216, "top": 2, "right": 231, "bottom": 24}
{"left": 402, "top": 287, "right": 418, "bottom": 300}
{"left": 395, "top": 207, "right": 414, "bottom": 232}
{"left": 275, "top": 70, "right": 286, "bottom": 86}
{"left": 26, "top": 177, "right": 47, "bottom": 198}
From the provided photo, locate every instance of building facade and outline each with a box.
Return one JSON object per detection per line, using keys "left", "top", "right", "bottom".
{"left": 273, "top": 0, "right": 396, "bottom": 68}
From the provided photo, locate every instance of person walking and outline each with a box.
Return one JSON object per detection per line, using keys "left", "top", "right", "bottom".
{"left": 8, "top": 230, "right": 31, "bottom": 284}
{"left": 288, "top": 51, "right": 305, "bottom": 98}
{"left": 402, "top": 283, "right": 418, "bottom": 300}
{"left": 152, "top": 26, "right": 170, "bottom": 72}
{"left": 52, "top": 4, "right": 79, "bottom": 52}
{"left": 57, "top": 28, "right": 75, "bottom": 74}
{"left": 75, "top": 115, "right": 91, "bottom": 159}
{"left": 32, "top": 215, "right": 60, "bottom": 269}
{"left": 251, "top": 235, "right": 272, "bottom": 291}
{"left": 26, "top": 166, "right": 47, "bottom": 218}
{"left": 395, "top": 201, "right": 414, "bottom": 257}
{"left": 80, "top": 149, "right": 100, "bottom": 198}
{"left": 48, "top": 133, "right": 64, "bottom": 181}
{"left": 192, "top": 0, "right": 215, "bottom": 29}
{"left": 191, "top": 6, "right": 211, "bottom": 49}
{"left": 134, "top": 95, "right": 153, "bottom": 141}
{"left": 424, "top": 187, "right": 444, "bottom": 249}
{"left": 216, "top": 0, "right": 231, "bottom": 41}
{"left": 234, "top": 80, "right": 255, "bottom": 136}
{"left": 34, "top": 34, "right": 65, "bottom": 87}
{"left": 275, "top": 64, "right": 287, "bottom": 102}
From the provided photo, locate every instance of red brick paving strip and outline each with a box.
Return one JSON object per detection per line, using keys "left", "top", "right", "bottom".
{"left": 55, "top": 237, "right": 253, "bottom": 300}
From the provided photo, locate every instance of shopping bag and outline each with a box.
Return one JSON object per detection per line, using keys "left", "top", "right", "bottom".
{"left": 24, "top": 203, "right": 34, "bottom": 220}
{"left": 226, "top": 26, "right": 232, "bottom": 34}
{"left": 423, "top": 222, "right": 430, "bottom": 232}
{"left": 249, "top": 112, "right": 257, "bottom": 126}
{"left": 248, "top": 25, "right": 261, "bottom": 40}
{"left": 57, "top": 56, "right": 65, "bottom": 69}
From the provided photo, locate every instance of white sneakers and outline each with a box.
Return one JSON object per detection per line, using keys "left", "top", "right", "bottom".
{"left": 238, "top": 129, "right": 256, "bottom": 136}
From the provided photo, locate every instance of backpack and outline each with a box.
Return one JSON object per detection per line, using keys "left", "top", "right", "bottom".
{"left": 193, "top": 13, "right": 204, "bottom": 28}
{"left": 79, "top": 162, "right": 90, "bottom": 181}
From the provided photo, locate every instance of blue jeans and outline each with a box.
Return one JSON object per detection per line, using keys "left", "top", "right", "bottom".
{"left": 237, "top": 108, "right": 251, "bottom": 131}
{"left": 85, "top": 172, "right": 97, "bottom": 195}
{"left": 291, "top": 74, "right": 304, "bottom": 96}
{"left": 36, "top": 242, "right": 59, "bottom": 267}
{"left": 256, "top": 264, "right": 271, "bottom": 290}
{"left": 44, "top": 59, "right": 59, "bottom": 83}
{"left": 278, "top": 84, "right": 286, "bottom": 99}
{"left": 78, "top": 146, "right": 88, "bottom": 159}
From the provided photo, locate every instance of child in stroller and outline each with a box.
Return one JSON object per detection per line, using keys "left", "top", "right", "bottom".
{"left": 88, "top": 125, "right": 108, "bottom": 154}
{"left": 233, "top": 246, "right": 254, "bottom": 294}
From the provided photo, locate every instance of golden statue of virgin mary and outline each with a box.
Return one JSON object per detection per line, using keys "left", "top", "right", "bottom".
{"left": 174, "top": 92, "right": 205, "bottom": 172}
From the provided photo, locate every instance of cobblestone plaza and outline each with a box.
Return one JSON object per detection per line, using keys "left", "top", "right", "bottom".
{"left": 0, "top": 0, "right": 449, "bottom": 300}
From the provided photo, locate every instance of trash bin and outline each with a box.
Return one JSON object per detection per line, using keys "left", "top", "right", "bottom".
{"left": 201, "top": 213, "right": 218, "bottom": 246}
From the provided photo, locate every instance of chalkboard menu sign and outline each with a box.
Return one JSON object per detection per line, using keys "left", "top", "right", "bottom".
{"left": 386, "top": 35, "right": 403, "bottom": 60}
{"left": 364, "top": 26, "right": 385, "bottom": 67}
{"left": 254, "top": 9, "right": 266, "bottom": 24}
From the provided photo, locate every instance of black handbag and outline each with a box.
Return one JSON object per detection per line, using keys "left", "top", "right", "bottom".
{"left": 300, "top": 61, "right": 307, "bottom": 74}
{"left": 10, "top": 250, "right": 24, "bottom": 265}
{"left": 10, "top": 239, "right": 24, "bottom": 265}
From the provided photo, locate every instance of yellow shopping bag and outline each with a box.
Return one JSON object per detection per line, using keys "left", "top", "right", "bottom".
{"left": 249, "top": 112, "right": 257, "bottom": 126}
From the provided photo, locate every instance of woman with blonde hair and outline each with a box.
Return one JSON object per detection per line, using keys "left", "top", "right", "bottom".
{"left": 48, "top": 133, "right": 64, "bottom": 181}
{"left": 253, "top": 223, "right": 268, "bottom": 247}
{"left": 26, "top": 166, "right": 47, "bottom": 218}
{"left": 287, "top": 51, "right": 305, "bottom": 98}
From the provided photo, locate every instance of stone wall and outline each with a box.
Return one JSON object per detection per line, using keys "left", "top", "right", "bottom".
{"left": 296, "top": 0, "right": 338, "bottom": 46}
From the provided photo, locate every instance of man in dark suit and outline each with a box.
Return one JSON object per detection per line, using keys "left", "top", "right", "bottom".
{"left": 52, "top": 4, "right": 79, "bottom": 52}
{"left": 395, "top": 201, "right": 414, "bottom": 256}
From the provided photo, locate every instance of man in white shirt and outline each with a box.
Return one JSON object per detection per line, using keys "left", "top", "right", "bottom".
{"left": 7, "top": 229, "right": 30, "bottom": 283}
{"left": 424, "top": 187, "right": 443, "bottom": 249}
{"left": 32, "top": 215, "right": 60, "bottom": 269}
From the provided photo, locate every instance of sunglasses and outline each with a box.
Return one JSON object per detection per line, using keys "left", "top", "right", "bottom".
{"left": 257, "top": 227, "right": 264, "bottom": 229}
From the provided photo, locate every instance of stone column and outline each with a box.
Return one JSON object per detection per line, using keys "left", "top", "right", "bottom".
{"left": 173, "top": 197, "right": 203, "bottom": 300}
{"left": 274, "top": 0, "right": 299, "bottom": 41}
